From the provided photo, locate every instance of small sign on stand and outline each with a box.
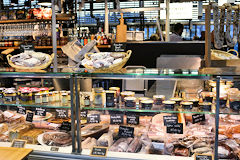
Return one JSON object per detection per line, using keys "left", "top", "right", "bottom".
{"left": 195, "top": 153, "right": 213, "bottom": 160}
{"left": 90, "top": 146, "right": 108, "bottom": 157}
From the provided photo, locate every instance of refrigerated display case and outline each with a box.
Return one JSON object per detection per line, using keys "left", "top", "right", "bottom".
{"left": 0, "top": 71, "right": 239, "bottom": 160}
{"left": 74, "top": 69, "right": 220, "bottom": 160}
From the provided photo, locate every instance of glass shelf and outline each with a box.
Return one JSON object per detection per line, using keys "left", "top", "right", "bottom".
{"left": 0, "top": 72, "right": 72, "bottom": 78}
{"left": 0, "top": 101, "right": 70, "bottom": 109}
{"left": 81, "top": 106, "right": 215, "bottom": 115}
{"left": 75, "top": 69, "right": 210, "bottom": 80}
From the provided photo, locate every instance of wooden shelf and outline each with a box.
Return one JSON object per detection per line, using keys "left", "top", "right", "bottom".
{"left": 0, "top": 17, "right": 73, "bottom": 24}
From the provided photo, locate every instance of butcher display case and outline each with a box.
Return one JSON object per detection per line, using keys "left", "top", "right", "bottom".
{"left": 0, "top": 72, "right": 76, "bottom": 155}
{"left": 0, "top": 71, "right": 239, "bottom": 160}
{"left": 74, "top": 69, "right": 222, "bottom": 160}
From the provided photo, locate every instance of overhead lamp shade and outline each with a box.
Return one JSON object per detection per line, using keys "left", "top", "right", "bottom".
{"left": 38, "top": 0, "right": 52, "bottom": 6}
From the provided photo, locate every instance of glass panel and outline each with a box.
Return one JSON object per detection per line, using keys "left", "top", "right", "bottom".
{"left": 78, "top": 77, "right": 216, "bottom": 158}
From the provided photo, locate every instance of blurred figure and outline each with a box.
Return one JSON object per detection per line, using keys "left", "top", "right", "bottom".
{"left": 199, "top": 31, "right": 205, "bottom": 40}
{"left": 170, "top": 23, "right": 184, "bottom": 41}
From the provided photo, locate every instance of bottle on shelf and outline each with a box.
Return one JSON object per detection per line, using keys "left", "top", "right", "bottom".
{"left": 80, "top": 33, "right": 84, "bottom": 46}
{"left": 84, "top": 33, "right": 88, "bottom": 46}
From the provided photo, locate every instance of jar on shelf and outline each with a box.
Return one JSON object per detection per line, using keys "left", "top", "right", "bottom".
{"left": 163, "top": 100, "right": 176, "bottom": 110}
{"left": 42, "top": 93, "right": 49, "bottom": 103}
{"left": 188, "top": 98, "right": 199, "bottom": 108}
{"left": 66, "top": 91, "right": 71, "bottom": 101}
{"left": 141, "top": 100, "right": 154, "bottom": 109}
{"left": 124, "top": 97, "right": 136, "bottom": 108}
{"left": 199, "top": 102, "right": 212, "bottom": 111}
{"left": 105, "top": 90, "right": 116, "bottom": 107}
{"left": 61, "top": 93, "right": 68, "bottom": 105}
{"left": 170, "top": 97, "right": 182, "bottom": 106}
{"left": 53, "top": 91, "right": 60, "bottom": 102}
{"left": 201, "top": 92, "right": 214, "bottom": 103}
{"left": 153, "top": 95, "right": 165, "bottom": 105}
{"left": 20, "top": 90, "right": 32, "bottom": 102}
{"left": 93, "top": 88, "right": 104, "bottom": 106}
{"left": 48, "top": 92, "right": 55, "bottom": 103}
{"left": 84, "top": 95, "right": 90, "bottom": 107}
{"left": 120, "top": 91, "right": 135, "bottom": 103}
{"left": 138, "top": 97, "right": 150, "bottom": 107}
{"left": 109, "top": 87, "right": 120, "bottom": 103}
{"left": 181, "top": 101, "right": 193, "bottom": 110}
{"left": 0, "top": 88, "right": 5, "bottom": 99}
{"left": 35, "top": 93, "right": 42, "bottom": 104}
{"left": 31, "top": 87, "right": 39, "bottom": 101}
{"left": 4, "top": 90, "right": 16, "bottom": 102}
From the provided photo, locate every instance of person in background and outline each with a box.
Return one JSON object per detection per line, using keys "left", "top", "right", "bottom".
{"left": 199, "top": 31, "right": 205, "bottom": 40}
{"left": 170, "top": 23, "right": 184, "bottom": 41}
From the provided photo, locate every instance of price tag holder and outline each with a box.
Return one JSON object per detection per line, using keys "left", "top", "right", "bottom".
{"left": 195, "top": 153, "right": 213, "bottom": 160}
{"left": 60, "top": 121, "right": 71, "bottom": 132}
{"left": 112, "top": 43, "right": 126, "bottom": 52}
{"left": 110, "top": 114, "right": 123, "bottom": 124}
{"left": 192, "top": 114, "right": 206, "bottom": 124}
{"left": 56, "top": 109, "right": 68, "bottom": 119}
{"left": 20, "top": 43, "right": 34, "bottom": 52}
{"left": 17, "top": 105, "right": 26, "bottom": 115}
{"left": 90, "top": 146, "right": 108, "bottom": 157}
{"left": 50, "top": 147, "right": 59, "bottom": 152}
{"left": 87, "top": 114, "right": 100, "bottom": 123}
{"left": 118, "top": 126, "right": 134, "bottom": 138}
{"left": 11, "top": 139, "right": 27, "bottom": 148}
{"left": 26, "top": 112, "right": 34, "bottom": 122}
{"left": 81, "top": 110, "right": 88, "bottom": 118}
{"left": 126, "top": 115, "right": 139, "bottom": 125}
{"left": 166, "top": 123, "right": 183, "bottom": 134}
{"left": 163, "top": 115, "right": 178, "bottom": 126}
{"left": 35, "top": 107, "right": 46, "bottom": 116}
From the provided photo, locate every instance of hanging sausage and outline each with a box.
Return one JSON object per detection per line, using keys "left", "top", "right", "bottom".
{"left": 224, "top": 3, "right": 238, "bottom": 48}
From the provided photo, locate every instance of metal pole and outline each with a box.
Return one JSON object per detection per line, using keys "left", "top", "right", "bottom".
{"left": 74, "top": 76, "right": 81, "bottom": 153}
{"left": 104, "top": 0, "right": 109, "bottom": 34}
{"left": 165, "top": 0, "right": 170, "bottom": 42}
{"left": 70, "top": 75, "right": 76, "bottom": 153}
{"left": 52, "top": 0, "right": 58, "bottom": 72}
{"left": 214, "top": 76, "right": 220, "bottom": 160}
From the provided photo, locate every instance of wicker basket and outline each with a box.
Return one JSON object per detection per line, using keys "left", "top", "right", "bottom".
{"left": 83, "top": 50, "right": 132, "bottom": 73}
{"left": 7, "top": 53, "right": 54, "bottom": 70}
{"left": 211, "top": 49, "right": 239, "bottom": 60}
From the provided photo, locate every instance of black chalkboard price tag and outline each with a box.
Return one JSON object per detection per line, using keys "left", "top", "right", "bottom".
{"left": 127, "top": 115, "right": 139, "bottom": 125}
{"left": 192, "top": 114, "right": 206, "bottom": 124}
{"left": 56, "top": 109, "right": 68, "bottom": 119}
{"left": 35, "top": 107, "right": 46, "bottom": 116}
{"left": 20, "top": 43, "right": 34, "bottom": 52}
{"left": 11, "top": 139, "right": 27, "bottom": 148}
{"left": 90, "top": 146, "right": 108, "bottom": 157}
{"left": 163, "top": 115, "right": 178, "bottom": 126}
{"left": 166, "top": 123, "right": 183, "bottom": 134}
{"left": 110, "top": 114, "right": 123, "bottom": 124}
{"left": 60, "top": 121, "right": 71, "bottom": 131}
{"left": 87, "top": 114, "right": 100, "bottom": 123}
{"left": 195, "top": 153, "right": 213, "bottom": 160}
{"left": 26, "top": 112, "right": 34, "bottom": 122}
{"left": 118, "top": 126, "right": 134, "bottom": 138}
{"left": 112, "top": 43, "right": 126, "bottom": 52}
{"left": 81, "top": 110, "right": 88, "bottom": 118}
{"left": 17, "top": 105, "right": 26, "bottom": 115}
